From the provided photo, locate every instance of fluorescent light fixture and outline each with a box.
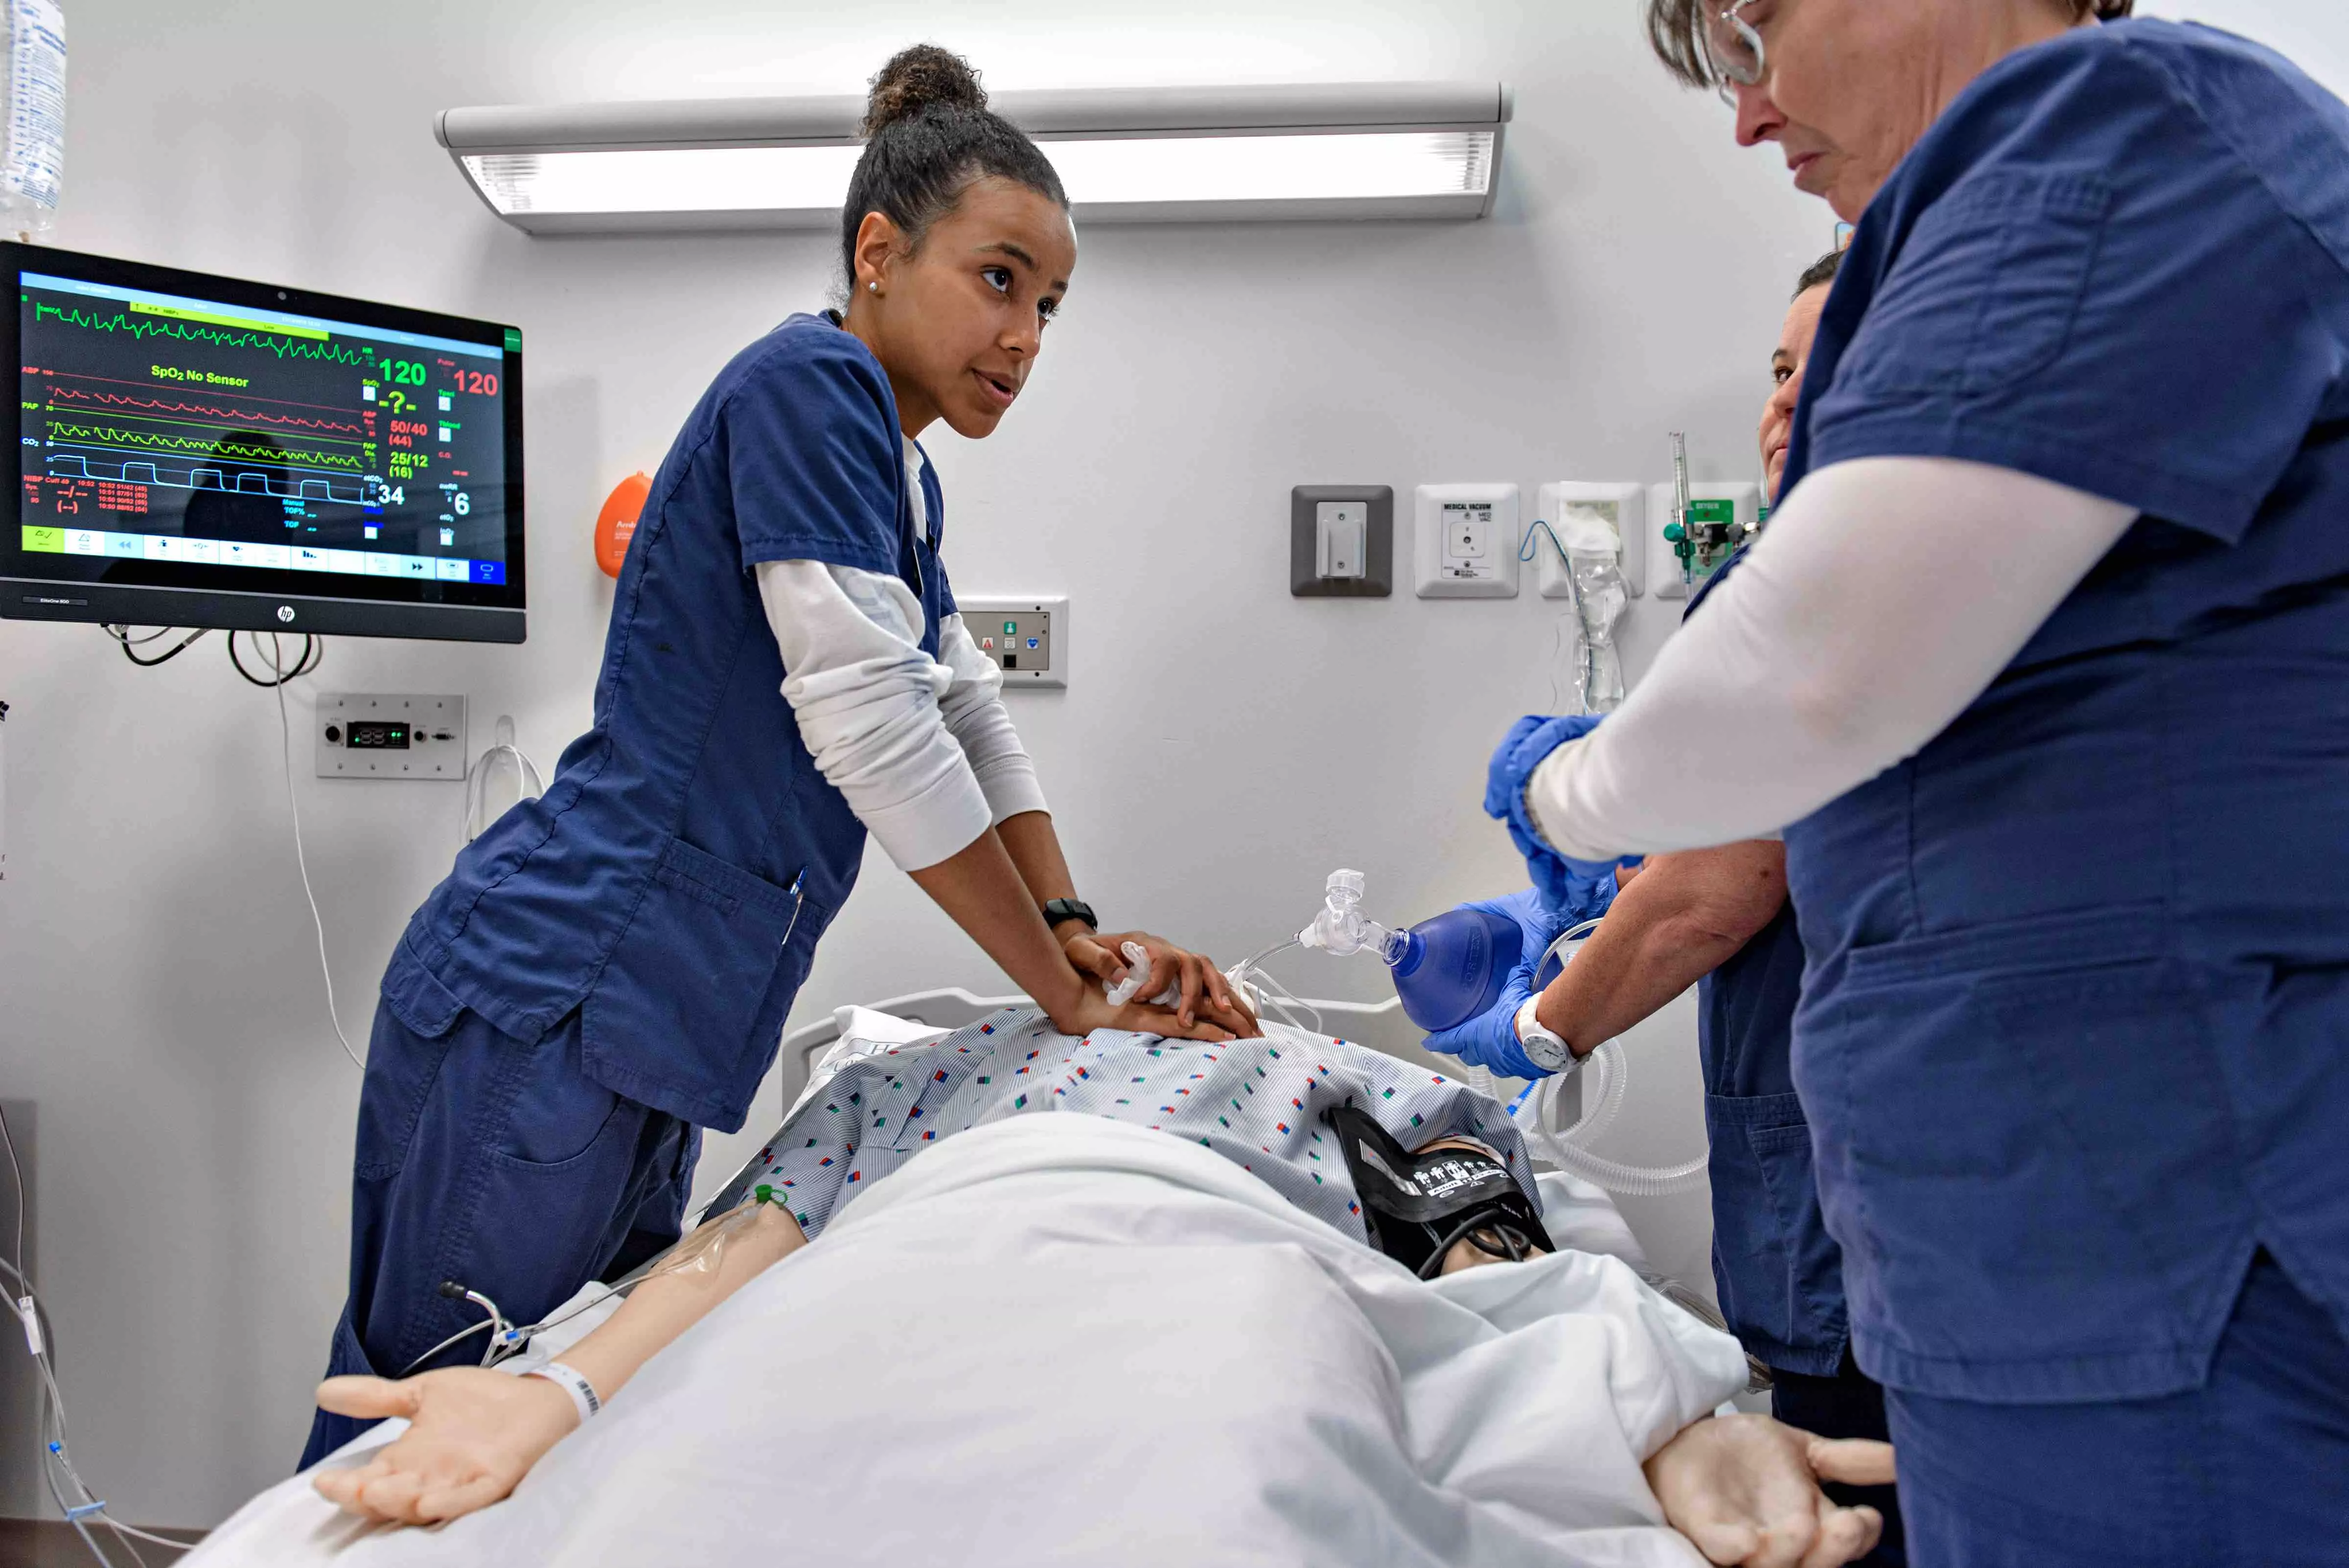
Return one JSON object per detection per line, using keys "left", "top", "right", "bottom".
{"left": 438, "top": 82, "right": 1511, "bottom": 232}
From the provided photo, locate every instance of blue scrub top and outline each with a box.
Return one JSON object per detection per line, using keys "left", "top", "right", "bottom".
{"left": 1777, "top": 21, "right": 2349, "bottom": 1402}
{"left": 1681, "top": 560, "right": 1849, "bottom": 1377}
{"left": 381, "top": 313, "right": 956, "bottom": 1133}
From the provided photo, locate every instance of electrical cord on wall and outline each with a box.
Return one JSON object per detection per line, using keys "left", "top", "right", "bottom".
{"left": 256, "top": 632, "right": 362, "bottom": 1071}
{"left": 105, "top": 627, "right": 355, "bottom": 1068}
{"left": 2, "top": 1106, "right": 194, "bottom": 1563}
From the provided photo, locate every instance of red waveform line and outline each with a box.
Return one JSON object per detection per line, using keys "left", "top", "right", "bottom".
{"left": 36, "top": 369, "right": 361, "bottom": 415}
{"left": 47, "top": 387, "right": 366, "bottom": 434}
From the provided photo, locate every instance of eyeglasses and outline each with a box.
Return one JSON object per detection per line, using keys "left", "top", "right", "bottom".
{"left": 1705, "top": 0, "right": 1766, "bottom": 105}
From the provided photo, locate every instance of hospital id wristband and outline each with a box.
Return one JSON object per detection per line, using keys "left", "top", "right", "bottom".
{"left": 526, "top": 1361, "right": 602, "bottom": 1427}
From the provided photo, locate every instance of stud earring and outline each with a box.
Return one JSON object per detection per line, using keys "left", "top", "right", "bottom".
{"left": 868, "top": 281, "right": 880, "bottom": 294}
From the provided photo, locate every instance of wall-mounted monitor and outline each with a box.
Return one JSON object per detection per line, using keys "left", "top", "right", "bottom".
{"left": 0, "top": 242, "right": 525, "bottom": 643}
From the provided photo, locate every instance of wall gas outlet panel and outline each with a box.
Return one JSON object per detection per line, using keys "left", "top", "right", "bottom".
{"left": 1533, "top": 483, "right": 1646, "bottom": 600}
{"left": 959, "top": 596, "right": 1068, "bottom": 689}
{"left": 1645, "top": 481, "right": 1761, "bottom": 600}
{"left": 1290, "top": 485, "right": 1393, "bottom": 598}
{"left": 315, "top": 693, "right": 469, "bottom": 780}
{"left": 1414, "top": 484, "right": 1520, "bottom": 599}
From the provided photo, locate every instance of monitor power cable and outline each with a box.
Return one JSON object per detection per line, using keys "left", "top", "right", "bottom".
{"left": 258, "top": 631, "right": 361, "bottom": 1071}
{"left": 103, "top": 625, "right": 358, "bottom": 1071}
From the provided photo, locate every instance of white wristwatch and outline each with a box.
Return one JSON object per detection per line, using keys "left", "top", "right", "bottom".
{"left": 1514, "top": 996, "right": 1579, "bottom": 1076}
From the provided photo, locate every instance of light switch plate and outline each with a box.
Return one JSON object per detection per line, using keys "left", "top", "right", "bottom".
{"left": 315, "top": 692, "right": 469, "bottom": 780}
{"left": 958, "top": 596, "right": 1067, "bottom": 689}
{"left": 1291, "top": 485, "right": 1393, "bottom": 598}
{"left": 1414, "top": 483, "right": 1520, "bottom": 599}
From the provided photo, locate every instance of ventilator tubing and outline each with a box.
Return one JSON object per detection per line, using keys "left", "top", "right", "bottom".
{"left": 1511, "top": 929, "right": 1710, "bottom": 1196}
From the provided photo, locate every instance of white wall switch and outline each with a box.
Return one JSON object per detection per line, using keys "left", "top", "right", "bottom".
{"left": 1414, "top": 483, "right": 1520, "bottom": 599}
{"left": 1532, "top": 483, "right": 1647, "bottom": 600}
{"left": 1316, "top": 500, "right": 1368, "bottom": 578}
{"left": 956, "top": 596, "right": 1068, "bottom": 689}
{"left": 315, "top": 693, "right": 469, "bottom": 780}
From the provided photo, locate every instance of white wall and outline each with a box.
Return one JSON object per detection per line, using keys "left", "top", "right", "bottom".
{"left": 0, "top": 0, "right": 2342, "bottom": 1530}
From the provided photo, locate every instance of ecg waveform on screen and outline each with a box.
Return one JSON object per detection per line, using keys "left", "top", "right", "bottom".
{"left": 44, "top": 452, "right": 372, "bottom": 505}
{"left": 46, "top": 388, "right": 366, "bottom": 436}
{"left": 46, "top": 421, "right": 367, "bottom": 471}
{"left": 30, "top": 303, "right": 377, "bottom": 365}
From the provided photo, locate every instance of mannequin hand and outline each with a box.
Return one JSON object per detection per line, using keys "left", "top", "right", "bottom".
{"left": 1063, "top": 928, "right": 1258, "bottom": 1036}
{"left": 1055, "top": 976, "right": 1245, "bottom": 1043}
{"left": 1644, "top": 1413, "right": 1894, "bottom": 1568}
{"left": 311, "top": 1368, "right": 579, "bottom": 1526}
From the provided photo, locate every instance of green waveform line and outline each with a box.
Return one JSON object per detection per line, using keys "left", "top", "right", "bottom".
{"left": 47, "top": 421, "right": 366, "bottom": 471}
{"left": 31, "top": 303, "right": 373, "bottom": 366}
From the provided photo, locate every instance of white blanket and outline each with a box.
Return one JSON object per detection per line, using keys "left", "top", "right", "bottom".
{"left": 195, "top": 1116, "right": 1743, "bottom": 1567}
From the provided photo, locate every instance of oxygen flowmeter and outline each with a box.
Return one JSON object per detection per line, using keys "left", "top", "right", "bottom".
{"left": 1649, "top": 434, "right": 1762, "bottom": 601}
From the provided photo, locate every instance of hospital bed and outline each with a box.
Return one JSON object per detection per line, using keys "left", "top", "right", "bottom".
{"left": 186, "top": 992, "right": 1753, "bottom": 1568}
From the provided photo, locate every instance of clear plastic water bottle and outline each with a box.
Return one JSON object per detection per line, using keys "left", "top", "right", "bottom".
{"left": 0, "top": 0, "right": 65, "bottom": 241}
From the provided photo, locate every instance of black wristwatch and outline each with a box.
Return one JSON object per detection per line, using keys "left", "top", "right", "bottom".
{"left": 1041, "top": 898, "right": 1098, "bottom": 932}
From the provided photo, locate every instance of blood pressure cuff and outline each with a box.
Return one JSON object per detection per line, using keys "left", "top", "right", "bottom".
{"left": 1326, "top": 1106, "right": 1553, "bottom": 1279}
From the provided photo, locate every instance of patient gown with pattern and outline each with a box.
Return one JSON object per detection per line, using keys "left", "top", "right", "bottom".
{"left": 707, "top": 1011, "right": 1539, "bottom": 1244}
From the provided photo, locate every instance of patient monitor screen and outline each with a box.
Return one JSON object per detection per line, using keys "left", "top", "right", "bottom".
{"left": 3, "top": 244, "right": 526, "bottom": 641}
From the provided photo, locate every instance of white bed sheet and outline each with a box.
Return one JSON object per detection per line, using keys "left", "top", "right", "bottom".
{"left": 194, "top": 1116, "right": 1739, "bottom": 1568}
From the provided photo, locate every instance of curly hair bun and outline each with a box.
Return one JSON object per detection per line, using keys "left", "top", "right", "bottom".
{"left": 862, "top": 45, "right": 989, "bottom": 137}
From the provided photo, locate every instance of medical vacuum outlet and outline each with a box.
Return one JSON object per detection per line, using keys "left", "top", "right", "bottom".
{"left": 1290, "top": 484, "right": 1394, "bottom": 598}
{"left": 1413, "top": 483, "right": 1520, "bottom": 599}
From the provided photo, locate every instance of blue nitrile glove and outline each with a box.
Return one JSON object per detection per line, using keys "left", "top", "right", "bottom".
{"left": 1422, "top": 889, "right": 1563, "bottom": 1080}
{"left": 1484, "top": 715, "right": 1635, "bottom": 916}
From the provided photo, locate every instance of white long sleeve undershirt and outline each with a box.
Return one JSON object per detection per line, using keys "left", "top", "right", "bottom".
{"left": 1525, "top": 457, "right": 2140, "bottom": 860}
{"left": 754, "top": 440, "right": 1046, "bottom": 873}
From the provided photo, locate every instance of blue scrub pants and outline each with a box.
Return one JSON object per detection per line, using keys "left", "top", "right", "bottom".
{"left": 1888, "top": 1252, "right": 2349, "bottom": 1568}
{"left": 299, "top": 997, "right": 701, "bottom": 1469}
{"left": 1771, "top": 1351, "right": 1905, "bottom": 1567}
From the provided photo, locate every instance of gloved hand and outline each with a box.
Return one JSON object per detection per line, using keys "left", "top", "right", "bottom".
{"left": 1485, "top": 714, "right": 1636, "bottom": 915}
{"left": 1422, "top": 889, "right": 1561, "bottom": 1081}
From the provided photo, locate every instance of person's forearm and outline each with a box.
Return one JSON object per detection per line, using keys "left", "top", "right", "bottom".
{"left": 994, "top": 810, "right": 1086, "bottom": 935}
{"left": 910, "top": 825, "right": 1088, "bottom": 1024}
{"left": 561, "top": 1205, "right": 807, "bottom": 1407}
{"left": 1534, "top": 844, "right": 1785, "bottom": 1054}
{"left": 1525, "top": 458, "right": 2139, "bottom": 859}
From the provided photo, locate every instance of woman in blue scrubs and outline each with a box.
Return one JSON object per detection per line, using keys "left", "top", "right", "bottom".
{"left": 1488, "top": 4, "right": 2349, "bottom": 1562}
{"left": 303, "top": 46, "right": 1251, "bottom": 1466}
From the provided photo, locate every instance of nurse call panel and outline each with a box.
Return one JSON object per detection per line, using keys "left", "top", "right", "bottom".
{"left": 0, "top": 242, "right": 526, "bottom": 643}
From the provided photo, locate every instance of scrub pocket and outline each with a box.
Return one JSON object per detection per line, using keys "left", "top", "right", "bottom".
{"left": 582, "top": 835, "right": 818, "bottom": 1130}
{"left": 1802, "top": 906, "right": 2244, "bottom": 1392}
{"left": 1704, "top": 1090, "right": 1849, "bottom": 1372}
{"left": 355, "top": 944, "right": 468, "bottom": 1181}
{"left": 1844, "top": 169, "right": 2111, "bottom": 399}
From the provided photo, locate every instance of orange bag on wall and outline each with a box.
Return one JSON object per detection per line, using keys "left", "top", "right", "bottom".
{"left": 596, "top": 473, "right": 652, "bottom": 578}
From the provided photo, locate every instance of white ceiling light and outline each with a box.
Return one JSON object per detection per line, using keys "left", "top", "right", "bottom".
{"left": 437, "top": 82, "right": 1511, "bottom": 233}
